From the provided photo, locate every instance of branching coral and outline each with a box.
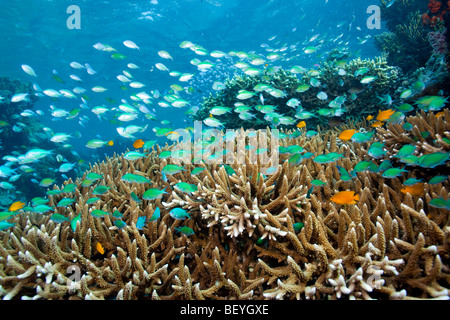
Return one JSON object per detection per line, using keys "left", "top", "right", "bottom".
{"left": 0, "top": 110, "right": 449, "bottom": 300}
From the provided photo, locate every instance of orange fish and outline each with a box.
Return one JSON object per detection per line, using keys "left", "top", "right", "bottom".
{"left": 330, "top": 191, "right": 360, "bottom": 205}
{"left": 338, "top": 129, "right": 356, "bottom": 141}
{"left": 366, "top": 115, "right": 374, "bottom": 121}
{"left": 371, "top": 121, "right": 384, "bottom": 128}
{"left": 133, "top": 139, "right": 144, "bottom": 148}
{"left": 296, "top": 121, "right": 306, "bottom": 128}
{"left": 96, "top": 242, "right": 105, "bottom": 255}
{"left": 107, "top": 140, "right": 114, "bottom": 146}
{"left": 435, "top": 111, "right": 444, "bottom": 118}
{"left": 8, "top": 201, "right": 25, "bottom": 212}
{"left": 376, "top": 109, "right": 395, "bottom": 121}
{"left": 400, "top": 183, "right": 424, "bottom": 196}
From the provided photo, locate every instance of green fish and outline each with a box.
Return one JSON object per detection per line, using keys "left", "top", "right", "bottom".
{"left": 288, "top": 153, "right": 303, "bottom": 165}
{"left": 293, "top": 222, "right": 304, "bottom": 233}
{"left": 57, "top": 198, "right": 76, "bottom": 207}
{"left": 0, "top": 221, "right": 15, "bottom": 231}
{"left": 378, "top": 160, "right": 392, "bottom": 172}
{"left": 428, "top": 175, "right": 448, "bottom": 185}
{"left": 71, "top": 214, "right": 81, "bottom": 232}
{"left": 143, "top": 188, "right": 168, "bottom": 200}
{"left": 191, "top": 167, "right": 205, "bottom": 175}
{"left": 143, "top": 140, "right": 157, "bottom": 149}
{"left": 113, "top": 210, "right": 123, "bottom": 218}
{"left": 353, "top": 161, "right": 378, "bottom": 173}
{"left": 429, "top": 198, "right": 450, "bottom": 210}
{"left": 402, "top": 122, "right": 413, "bottom": 131}
{"left": 32, "top": 204, "right": 54, "bottom": 214}
{"left": 398, "top": 154, "right": 419, "bottom": 165}
{"left": 124, "top": 151, "right": 147, "bottom": 161}
{"left": 86, "top": 172, "right": 103, "bottom": 181}
{"left": 130, "top": 192, "right": 141, "bottom": 203}
{"left": 62, "top": 183, "right": 77, "bottom": 193}
{"left": 91, "top": 209, "right": 109, "bottom": 218}
{"left": 111, "top": 53, "right": 126, "bottom": 60}
{"left": 149, "top": 207, "right": 161, "bottom": 222}
{"left": 174, "top": 182, "right": 198, "bottom": 194}
{"left": 46, "top": 189, "right": 62, "bottom": 196}
{"left": 351, "top": 131, "right": 374, "bottom": 143}
{"left": 158, "top": 151, "right": 172, "bottom": 160}
{"left": 403, "top": 178, "right": 423, "bottom": 186}
{"left": 86, "top": 197, "right": 101, "bottom": 204}
{"left": 31, "top": 197, "right": 49, "bottom": 205}
{"left": 396, "top": 103, "right": 414, "bottom": 112}
{"left": 336, "top": 166, "right": 353, "bottom": 181}
{"left": 169, "top": 208, "right": 190, "bottom": 220}
{"left": 368, "top": 142, "right": 386, "bottom": 159}
{"left": 50, "top": 213, "right": 70, "bottom": 223}
{"left": 161, "top": 164, "right": 185, "bottom": 175}
{"left": 395, "top": 144, "right": 416, "bottom": 158}
{"left": 415, "top": 152, "right": 450, "bottom": 168}
{"left": 381, "top": 167, "right": 408, "bottom": 179}
{"left": 121, "top": 173, "right": 151, "bottom": 184}
{"left": 92, "top": 186, "right": 111, "bottom": 195}
{"left": 80, "top": 179, "right": 94, "bottom": 187}
{"left": 0, "top": 211, "right": 17, "bottom": 222}
{"left": 175, "top": 226, "right": 195, "bottom": 236}
{"left": 311, "top": 179, "right": 327, "bottom": 186}
{"left": 360, "top": 76, "right": 377, "bottom": 84}
{"left": 114, "top": 220, "right": 127, "bottom": 229}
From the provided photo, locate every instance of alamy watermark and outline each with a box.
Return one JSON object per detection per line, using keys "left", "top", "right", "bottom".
{"left": 367, "top": 5, "right": 381, "bottom": 29}
{"left": 67, "top": 5, "right": 81, "bottom": 29}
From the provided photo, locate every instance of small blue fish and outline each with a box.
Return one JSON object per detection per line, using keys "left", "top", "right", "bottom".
{"left": 149, "top": 207, "right": 161, "bottom": 221}
{"left": 136, "top": 216, "right": 146, "bottom": 230}
{"left": 169, "top": 208, "right": 191, "bottom": 220}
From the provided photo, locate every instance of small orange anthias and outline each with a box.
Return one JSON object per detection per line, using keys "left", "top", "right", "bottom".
{"left": 422, "top": 0, "right": 449, "bottom": 26}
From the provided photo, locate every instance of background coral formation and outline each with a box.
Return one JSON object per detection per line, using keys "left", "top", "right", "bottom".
{"left": 193, "top": 57, "right": 401, "bottom": 130}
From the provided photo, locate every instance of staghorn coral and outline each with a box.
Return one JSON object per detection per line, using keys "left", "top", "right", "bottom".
{"left": 0, "top": 110, "right": 449, "bottom": 300}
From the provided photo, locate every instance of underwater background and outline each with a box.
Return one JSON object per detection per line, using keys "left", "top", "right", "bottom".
{"left": 0, "top": 0, "right": 449, "bottom": 301}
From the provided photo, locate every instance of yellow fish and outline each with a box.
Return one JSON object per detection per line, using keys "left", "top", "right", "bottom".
{"left": 400, "top": 183, "right": 424, "bottom": 196}
{"left": 338, "top": 129, "right": 356, "bottom": 141}
{"left": 296, "top": 121, "right": 306, "bottom": 128}
{"left": 376, "top": 109, "right": 395, "bottom": 121}
{"left": 9, "top": 201, "right": 25, "bottom": 212}
{"left": 366, "top": 115, "right": 374, "bottom": 121}
{"left": 371, "top": 121, "right": 384, "bottom": 128}
{"left": 96, "top": 242, "right": 105, "bottom": 255}
{"left": 107, "top": 140, "right": 114, "bottom": 146}
{"left": 133, "top": 139, "right": 144, "bottom": 148}
{"left": 330, "top": 191, "right": 360, "bottom": 205}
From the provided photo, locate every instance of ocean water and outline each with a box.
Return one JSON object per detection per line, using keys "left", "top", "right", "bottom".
{"left": 0, "top": 0, "right": 388, "bottom": 202}
{"left": 0, "top": 0, "right": 449, "bottom": 302}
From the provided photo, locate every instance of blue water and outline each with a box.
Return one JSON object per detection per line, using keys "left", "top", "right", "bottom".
{"left": 0, "top": 0, "right": 387, "bottom": 202}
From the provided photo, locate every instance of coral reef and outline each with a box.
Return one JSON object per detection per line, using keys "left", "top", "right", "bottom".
{"left": 0, "top": 109, "right": 448, "bottom": 300}
{"left": 375, "top": 11, "right": 433, "bottom": 73}
{"left": 193, "top": 57, "right": 401, "bottom": 130}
